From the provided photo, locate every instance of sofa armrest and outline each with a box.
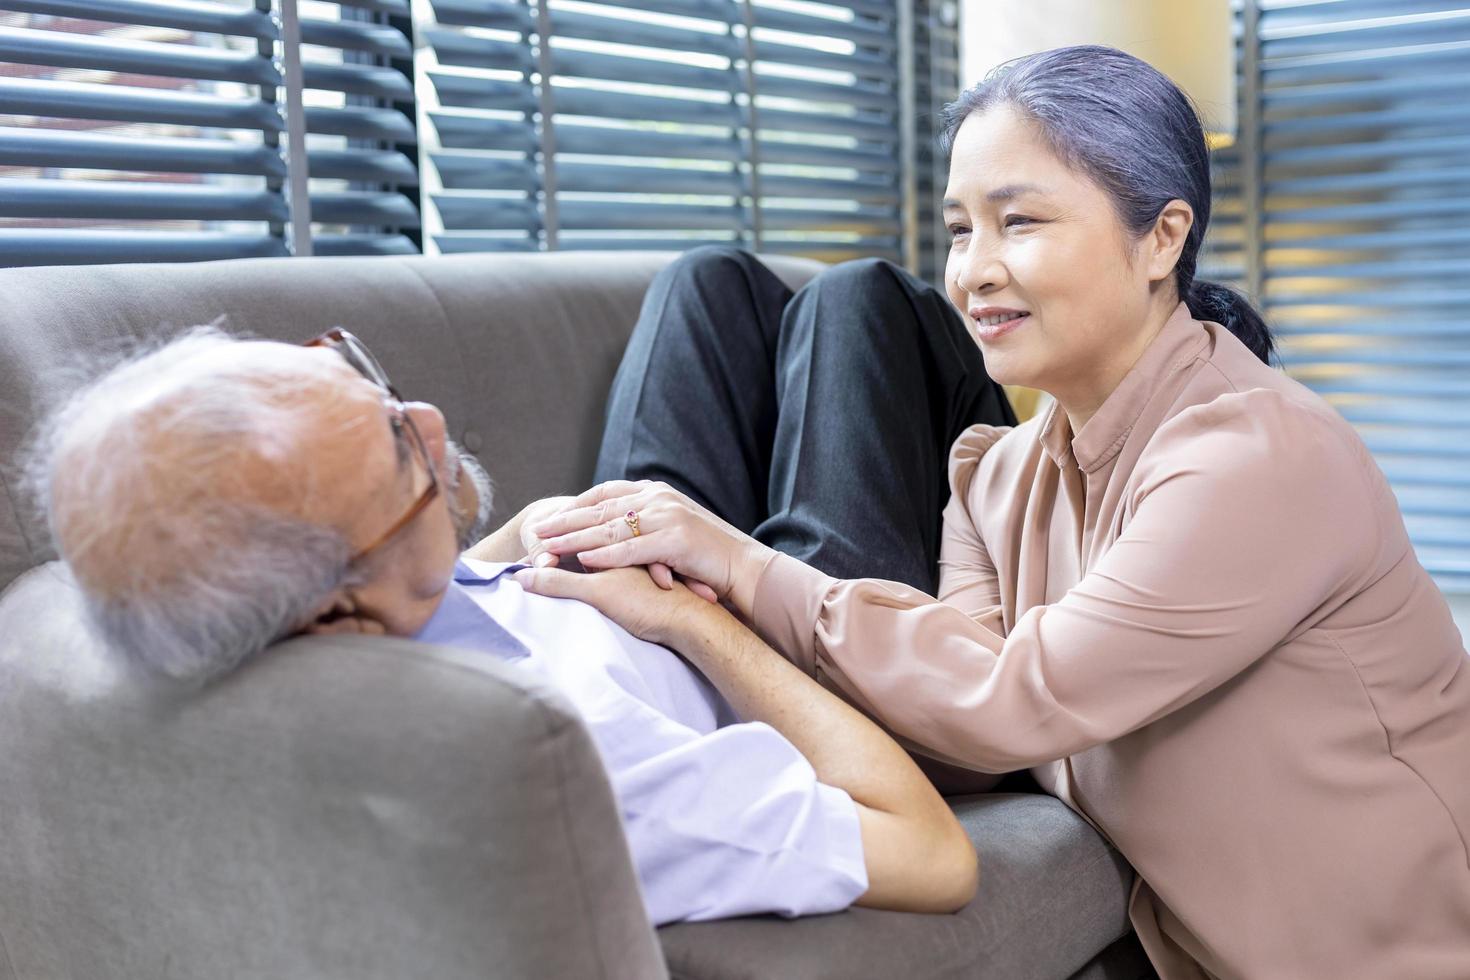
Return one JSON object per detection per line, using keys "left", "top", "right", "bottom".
{"left": 0, "top": 563, "right": 666, "bottom": 980}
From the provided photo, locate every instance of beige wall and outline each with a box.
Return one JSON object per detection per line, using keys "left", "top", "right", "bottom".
{"left": 959, "top": 0, "right": 1236, "bottom": 136}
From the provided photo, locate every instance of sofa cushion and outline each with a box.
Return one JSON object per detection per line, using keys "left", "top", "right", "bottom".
{"left": 658, "top": 792, "right": 1135, "bottom": 980}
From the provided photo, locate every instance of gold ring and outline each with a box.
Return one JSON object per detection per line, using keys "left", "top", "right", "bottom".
{"left": 624, "top": 509, "right": 641, "bottom": 538}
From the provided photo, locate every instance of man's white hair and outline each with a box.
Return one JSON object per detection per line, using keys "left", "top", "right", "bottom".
{"left": 24, "top": 327, "right": 355, "bottom": 685}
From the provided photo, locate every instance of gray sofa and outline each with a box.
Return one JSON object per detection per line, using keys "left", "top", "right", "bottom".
{"left": 0, "top": 252, "right": 1153, "bottom": 980}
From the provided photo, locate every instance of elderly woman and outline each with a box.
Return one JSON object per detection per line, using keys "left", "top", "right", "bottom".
{"left": 509, "top": 47, "right": 1470, "bottom": 979}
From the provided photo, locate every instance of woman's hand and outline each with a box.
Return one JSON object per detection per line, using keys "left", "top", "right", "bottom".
{"left": 512, "top": 564, "right": 717, "bottom": 648}
{"left": 525, "top": 480, "right": 774, "bottom": 610}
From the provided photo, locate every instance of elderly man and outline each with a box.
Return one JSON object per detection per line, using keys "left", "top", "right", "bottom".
{"left": 28, "top": 326, "right": 977, "bottom": 926}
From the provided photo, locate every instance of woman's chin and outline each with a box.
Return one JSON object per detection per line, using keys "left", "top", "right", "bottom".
{"left": 977, "top": 351, "right": 1035, "bottom": 391}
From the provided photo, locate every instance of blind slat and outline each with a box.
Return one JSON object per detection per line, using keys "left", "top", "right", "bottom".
{"left": 0, "top": 179, "right": 288, "bottom": 222}
{"left": 749, "top": 6, "right": 894, "bottom": 48}
{"left": 549, "top": 10, "right": 736, "bottom": 58}
{"left": 299, "top": 17, "right": 413, "bottom": 59}
{"left": 304, "top": 61, "right": 416, "bottom": 101}
{"left": 0, "top": 77, "right": 282, "bottom": 131}
{"left": 311, "top": 147, "right": 419, "bottom": 184}
{"left": 429, "top": 112, "right": 536, "bottom": 152}
{"left": 4, "top": 0, "right": 274, "bottom": 40}
{"left": 306, "top": 105, "right": 416, "bottom": 142}
{"left": 313, "top": 232, "right": 419, "bottom": 255}
{"left": 0, "top": 229, "right": 286, "bottom": 265}
{"left": 0, "top": 25, "right": 280, "bottom": 85}
{"left": 0, "top": 125, "right": 286, "bottom": 177}
{"left": 311, "top": 191, "right": 420, "bottom": 227}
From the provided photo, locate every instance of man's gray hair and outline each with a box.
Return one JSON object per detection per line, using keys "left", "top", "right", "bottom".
{"left": 24, "top": 327, "right": 354, "bottom": 685}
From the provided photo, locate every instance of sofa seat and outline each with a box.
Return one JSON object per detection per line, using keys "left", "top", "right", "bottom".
{"left": 660, "top": 793, "right": 1139, "bottom": 980}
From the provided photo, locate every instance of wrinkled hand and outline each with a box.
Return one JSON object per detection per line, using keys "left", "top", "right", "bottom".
{"left": 525, "top": 480, "right": 770, "bottom": 605}
{"left": 512, "top": 564, "right": 712, "bottom": 648}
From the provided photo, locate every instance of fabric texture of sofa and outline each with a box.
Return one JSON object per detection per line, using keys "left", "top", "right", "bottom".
{"left": 0, "top": 252, "right": 1154, "bottom": 979}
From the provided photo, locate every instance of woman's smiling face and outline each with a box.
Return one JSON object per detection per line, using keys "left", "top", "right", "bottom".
{"left": 942, "top": 104, "right": 1165, "bottom": 409}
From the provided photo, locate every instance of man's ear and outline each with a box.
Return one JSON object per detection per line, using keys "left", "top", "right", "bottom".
{"left": 1146, "top": 198, "right": 1194, "bottom": 284}
{"left": 299, "top": 591, "right": 388, "bottom": 637}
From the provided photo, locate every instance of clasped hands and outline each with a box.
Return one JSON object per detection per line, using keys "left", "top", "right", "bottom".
{"left": 509, "top": 480, "right": 775, "bottom": 647}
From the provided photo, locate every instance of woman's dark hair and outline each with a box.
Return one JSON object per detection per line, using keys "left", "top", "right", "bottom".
{"left": 941, "top": 45, "right": 1274, "bottom": 364}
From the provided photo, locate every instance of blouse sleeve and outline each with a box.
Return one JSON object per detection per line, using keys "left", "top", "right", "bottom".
{"left": 936, "top": 424, "right": 1012, "bottom": 632}
{"left": 750, "top": 392, "right": 1385, "bottom": 773}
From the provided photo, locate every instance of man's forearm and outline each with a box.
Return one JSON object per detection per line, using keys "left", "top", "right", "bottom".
{"left": 666, "top": 604, "right": 945, "bottom": 820}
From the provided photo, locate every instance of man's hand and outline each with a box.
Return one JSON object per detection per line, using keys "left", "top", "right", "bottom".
{"left": 462, "top": 495, "right": 573, "bottom": 564}
{"left": 512, "top": 564, "right": 716, "bottom": 648}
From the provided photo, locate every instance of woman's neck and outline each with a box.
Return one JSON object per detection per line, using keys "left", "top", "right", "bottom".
{"left": 1055, "top": 293, "right": 1180, "bottom": 438}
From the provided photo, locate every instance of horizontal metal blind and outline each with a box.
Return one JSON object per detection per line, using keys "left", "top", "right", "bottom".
{"left": 416, "top": 0, "right": 904, "bottom": 263}
{"left": 0, "top": 0, "right": 417, "bottom": 264}
{"left": 295, "top": 0, "right": 419, "bottom": 253}
{"left": 1253, "top": 0, "right": 1470, "bottom": 593}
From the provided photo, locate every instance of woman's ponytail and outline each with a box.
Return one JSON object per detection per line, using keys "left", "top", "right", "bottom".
{"left": 1184, "top": 279, "right": 1275, "bottom": 366}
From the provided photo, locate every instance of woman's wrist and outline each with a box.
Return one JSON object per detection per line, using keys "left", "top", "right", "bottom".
{"left": 727, "top": 540, "right": 777, "bottom": 617}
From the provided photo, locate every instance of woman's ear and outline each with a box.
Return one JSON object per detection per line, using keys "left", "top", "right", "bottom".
{"left": 1145, "top": 199, "right": 1194, "bottom": 284}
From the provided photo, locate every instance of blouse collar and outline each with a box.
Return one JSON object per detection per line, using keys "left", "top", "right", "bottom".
{"left": 1038, "top": 302, "right": 1209, "bottom": 473}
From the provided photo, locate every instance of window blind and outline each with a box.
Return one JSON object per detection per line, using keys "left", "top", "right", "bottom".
{"left": 0, "top": 0, "right": 417, "bottom": 263}
{"left": 1248, "top": 0, "right": 1470, "bottom": 593}
{"left": 416, "top": 0, "right": 905, "bottom": 263}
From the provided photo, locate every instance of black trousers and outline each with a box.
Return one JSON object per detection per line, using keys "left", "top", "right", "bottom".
{"left": 595, "top": 246, "right": 1017, "bottom": 596}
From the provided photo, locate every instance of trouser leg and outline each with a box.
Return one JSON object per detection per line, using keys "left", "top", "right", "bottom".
{"left": 595, "top": 245, "right": 791, "bottom": 534}
{"left": 758, "top": 257, "right": 1016, "bottom": 592}
{"left": 596, "top": 248, "right": 1016, "bottom": 594}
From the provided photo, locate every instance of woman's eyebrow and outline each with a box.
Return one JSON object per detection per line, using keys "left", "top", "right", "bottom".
{"left": 943, "top": 183, "right": 1049, "bottom": 210}
{"left": 985, "top": 183, "right": 1047, "bottom": 203}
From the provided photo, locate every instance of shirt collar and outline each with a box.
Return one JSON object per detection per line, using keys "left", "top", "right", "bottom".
{"left": 1038, "top": 302, "right": 1208, "bottom": 473}
{"left": 413, "top": 559, "right": 531, "bottom": 659}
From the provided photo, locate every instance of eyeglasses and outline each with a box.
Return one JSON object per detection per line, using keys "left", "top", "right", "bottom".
{"left": 303, "top": 328, "right": 440, "bottom": 565}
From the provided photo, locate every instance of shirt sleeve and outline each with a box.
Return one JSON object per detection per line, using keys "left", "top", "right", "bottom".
{"left": 751, "top": 391, "right": 1384, "bottom": 773}
{"left": 602, "top": 714, "right": 867, "bottom": 925}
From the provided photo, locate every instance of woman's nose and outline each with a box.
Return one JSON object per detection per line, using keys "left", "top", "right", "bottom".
{"left": 958, "top": 245, "right": 1006, "bottom": 296}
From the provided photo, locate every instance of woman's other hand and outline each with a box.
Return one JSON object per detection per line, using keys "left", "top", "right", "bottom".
{"left": 525, "top": 480, "right": 773, "bottom": 611}
{"left": 512, "top": 564, "right": 714, "bottom": 648}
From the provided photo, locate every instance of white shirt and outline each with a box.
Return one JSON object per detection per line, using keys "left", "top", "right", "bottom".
{"left": 414, "top": 559, "right": 867, "bottom": 925}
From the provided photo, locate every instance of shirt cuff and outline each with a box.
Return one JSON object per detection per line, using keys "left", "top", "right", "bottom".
{"left": 750, "top": 551, "right": 836, "bottom": 678}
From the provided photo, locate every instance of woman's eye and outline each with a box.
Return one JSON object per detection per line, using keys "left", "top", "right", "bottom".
{"left": 947, "top": 224, "right": 971, "bottom": 240}
{"left": 1004, "top": 214, "right": 1035, "bottom": 228}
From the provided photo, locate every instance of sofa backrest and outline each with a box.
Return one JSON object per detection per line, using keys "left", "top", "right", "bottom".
{"left": 0, "top": 250, "right": 822, "bottom": 592}
{"left": 0, "top": 250, "right": 824, "bottom": 979}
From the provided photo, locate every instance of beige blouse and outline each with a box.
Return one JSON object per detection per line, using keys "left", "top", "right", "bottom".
{"left": 750, "top": 303, "right": 1470, "bottom": 979}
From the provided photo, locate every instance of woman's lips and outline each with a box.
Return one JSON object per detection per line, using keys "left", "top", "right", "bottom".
{"left": 969, "top": 309, "right": 1030, "bottom": 341}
